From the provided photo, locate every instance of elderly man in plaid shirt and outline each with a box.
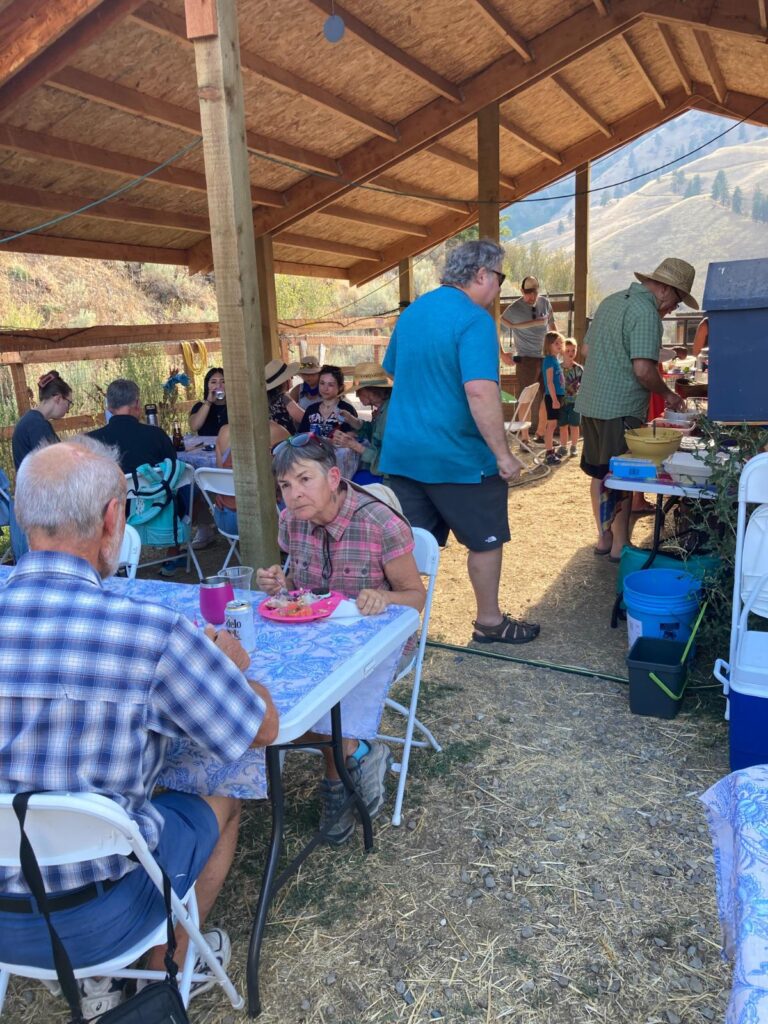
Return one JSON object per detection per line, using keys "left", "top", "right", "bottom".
{"left": 0, "top": 438, "right": 277, "bottom": 1016}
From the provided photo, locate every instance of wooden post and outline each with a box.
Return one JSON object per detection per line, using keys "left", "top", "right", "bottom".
{"left": 184, "top": 0, "right": 278, "bottom": 568}
{"left": 254, "top": 234, "right": 281, "bottom": 363}
{"left": 9, "top": 363, "right": 31, "bottom": 415}
{"left": 477, "top": 102, "right": 501, "bottom": 326}
{"left": 574, "top": 161, "right": 590, "bottom": 354}
{"left": 398, "top": 257, "right": 414, "bottom": 309}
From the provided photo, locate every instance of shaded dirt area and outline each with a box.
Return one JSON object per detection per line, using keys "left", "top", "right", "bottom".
{"left": 4, "top": 457, "right": 732, "bottom": 1023}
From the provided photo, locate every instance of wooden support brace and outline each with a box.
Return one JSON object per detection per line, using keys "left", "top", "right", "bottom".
{"left": 9, "top": 363, "right": 31, "bottom": 415}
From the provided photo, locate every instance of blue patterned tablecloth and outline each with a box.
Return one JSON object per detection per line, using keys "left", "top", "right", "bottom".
{"left": 0, "top": 566, "right": 417, "bottom": 798}
{"left": 701, "top": 767, "right": 768, "bottom": 1023}
{"left": 178, "top": 445, "right": 217, "bottom": 470}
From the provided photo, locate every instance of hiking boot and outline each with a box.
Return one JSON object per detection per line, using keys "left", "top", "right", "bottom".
{"left": 353, "top": 740, "right": 393, "bottom": 820}
{"left": 318, "top": 775, "right": 358, "bottom": 845}
{"left": 545, "top": 451, "right": 561, "bottom": 466}
{"left": 79, "top": 977, "right": 125, "bottom": 1019}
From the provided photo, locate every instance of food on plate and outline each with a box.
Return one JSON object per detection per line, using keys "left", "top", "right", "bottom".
{"left": 263, "top": 588, "right": 329, "bottom": 617}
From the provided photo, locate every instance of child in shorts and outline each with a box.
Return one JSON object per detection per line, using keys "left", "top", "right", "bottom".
{"left": 558, "top": 337, "right": 583, "bottom": 456}
{"left": 542, "top": 331, "right": 565, "bottom": 465}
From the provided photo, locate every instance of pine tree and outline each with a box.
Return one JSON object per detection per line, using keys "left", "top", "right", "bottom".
{"left": 557, "top": 220, "right": 564, "bottom": 235}
{"left": 753, "top": 185, "right": 764, "bottom": 222}
{"left": 692, "top": 174, "right": 702, "bottom": 196}
{"left": 732, "top": 186, "right": 744, "bottom": 215}
{"left": 673, "top": 170, "right": 686, "bottom": 194}
{"left": 711, "top": 169, "right": 728, "bottom": 203}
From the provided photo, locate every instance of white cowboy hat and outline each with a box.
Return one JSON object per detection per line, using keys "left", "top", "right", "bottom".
{"left": 634, "top": 258, "right": 699, "bottom": 310}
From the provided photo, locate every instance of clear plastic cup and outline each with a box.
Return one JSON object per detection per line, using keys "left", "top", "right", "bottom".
{"left": 218, "top": 566, "right": 254, "bottom": 591}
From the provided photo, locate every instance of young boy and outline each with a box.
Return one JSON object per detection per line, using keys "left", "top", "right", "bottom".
{"left": 542, "top": 331, "right": 566, "bottom": 466}
{"left": 558, "top": 337, "right": 583, "bottom": 456}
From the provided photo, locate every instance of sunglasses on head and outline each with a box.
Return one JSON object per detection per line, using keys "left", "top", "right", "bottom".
{"left": 271, "top": 431, "right": 332, "bottom": 456}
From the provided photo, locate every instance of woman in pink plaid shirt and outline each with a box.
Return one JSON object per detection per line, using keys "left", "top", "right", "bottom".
{"left": 257, "top": 433, "right": 425, "bottom": 845}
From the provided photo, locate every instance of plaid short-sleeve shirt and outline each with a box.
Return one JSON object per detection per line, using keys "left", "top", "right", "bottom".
{"left": 575, "top": 282, "right": 662, "bottom": 421}
{"left": 278, "top": 484, "right": 414, "bottom": 597}
{"left": 0, "top": 552, "right": 264, "bottom": 894}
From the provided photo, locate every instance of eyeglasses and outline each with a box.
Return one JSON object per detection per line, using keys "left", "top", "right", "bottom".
{"left": 489, "top": 269, "right": 506, "bottom": 287}
{"left": 271, "top": 431, "right": 332, "bottom": 457}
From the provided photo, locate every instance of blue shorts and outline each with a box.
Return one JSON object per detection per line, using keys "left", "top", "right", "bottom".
{"left": 0, "top": 792, "right": 219, "bottom": 969}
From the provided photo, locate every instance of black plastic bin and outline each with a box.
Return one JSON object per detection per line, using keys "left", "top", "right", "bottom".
{"left": 626, "top": 636, "right": 689, "bottom": 719}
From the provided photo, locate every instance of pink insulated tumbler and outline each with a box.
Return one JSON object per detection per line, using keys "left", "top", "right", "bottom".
{"left": 199, "top": 576, "right": 235, "bottom": 625}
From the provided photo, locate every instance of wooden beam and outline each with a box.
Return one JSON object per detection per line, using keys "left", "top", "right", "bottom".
{"left": 0, "top": 0, "right": 103, "bottom": 86}
{"left": 619, "top": 32, "right": 665, "bottom": 109}
{"left": 593, "top": 0, "right": 610, "bottom": 14}
{"left": 0, "top": 229, "right": 188, "bottom": 264}
{"left": 469, "top": 0, "right": 532, "bottom": 61}
{"left": 1, "top": 182, "right": 210, "bottom": 234}
{"left": 132, "top": 2, "right": 398, "bottom": 142}
{"left": 0, "top": 340, "right": 222, "bottom": 366}
{"left": 0, "top": 0, "right": 146, "bottom": 113}
{"left": 273, "top": 260, "right": 347, "bottom": 279}
{"left": 691, "top": 30, "right": 726, "bottom": 104}
{"left": 8, "top": 363, "right": 30, "bottom": 414}
{"left": 0, "top": 322, "right": 221, "bottom": 354}
{"left": 760, "top": 0, "right": 768, "bottom": 32}
{"left": 306, "top": 0, "right": 463, "bottom": 102}
{"left": 399, "top": 258, "right": 414, "bottom": 308}
{"left": 573, "top": 162, "right": 589, "bottom": 347}
{"left": 429, "top": 142, "right": 517, "bottom": 191}
{"left": 0, "top": 123, "right": 284, "bottom": 208}
{"left": 49, "top": 66, "right": 340, "bottom": 176}
{"left": 323, "top": 205, "right": 429, "bottom": 237}
{"left": 372, "top": 175, "right": 472, "bottom": 214}
{"left": 275, "top": 232, "right": 382, "bottom": 262}
{"left": 499, "top": 115, "right": 562, "bottom": 164}
{"left": 477, "top": 102, "right": 501, "bottom": 326}
{"left": 648, "top": 0, "right": 767, "bottom": 41}
{"left": 552, "top": 74, "right": 612, "bottom": 137}
{"left": 655, "top": 21, "right": 692, "bottom": 95}
{"left": 689, "top": 88, "right": 768, "bottom": 129}
{"left": 184, "top": 0, "right": 278, "bottom": 573}
{"left": 254, "top": 235, "right": 280, "bottom": 362}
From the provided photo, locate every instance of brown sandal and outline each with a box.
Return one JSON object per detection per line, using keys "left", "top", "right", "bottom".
{"left": 472, "top": 615, "right": 540, "bottom": 645}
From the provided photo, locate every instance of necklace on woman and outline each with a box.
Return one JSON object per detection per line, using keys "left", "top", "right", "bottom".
{"left": 320, "top": 399, "right": 337, "bottom": 415}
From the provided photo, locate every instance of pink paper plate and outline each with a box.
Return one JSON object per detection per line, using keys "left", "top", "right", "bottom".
{"left": 258, "top": 591, "right": 344, "bottom": 623}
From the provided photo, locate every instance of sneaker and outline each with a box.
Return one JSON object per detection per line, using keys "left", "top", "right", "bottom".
{"left": 79, "top": 977, "right": 125, "bottom": 1019}
{"left": 545, "top": 451, "right": 561, "bottom": 466}
{"left": 159, "top": 555, "right": 186, "bottom": 578}
{"left": 192, "top": 526, "right": 216, "bottom": 550}
{"left": 188, "top": 927, "right": 232, "bottom": 1002}
{"left": 318, "top": 775, "right": 358, "bottom": 845}
{"left": 556, "top": 445, "right": 568, "bottom": 457}
{"left": 527, "top": 436, "right": 546, "bottom": 448}
{"left": 533, "top": 435, "right": 546, "bottom": 445}
{"left": 353, "top": 740, "right": 393, "bottom": 820}
{"left": 570, "top": 444, "right": 578, "bottom": 456}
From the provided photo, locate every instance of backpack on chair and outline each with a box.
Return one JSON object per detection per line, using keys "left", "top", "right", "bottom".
{"left": 126, "top": 459, "right": 191, "bottom": 548}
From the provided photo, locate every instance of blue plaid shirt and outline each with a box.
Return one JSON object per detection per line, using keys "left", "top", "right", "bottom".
{"left": 0, "top": 552, "right": 265, "bottom": 894}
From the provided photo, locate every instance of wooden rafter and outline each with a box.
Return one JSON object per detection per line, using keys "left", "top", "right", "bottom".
{"left": 48, "top": 66, "right": 340, "bottom": 176}
{"left": 593, "top": 0, "right": 610, "bottom": 14}
{"left": 306, "top": 0, "right": 463, "bottom": 102}
{"left": 428, "top": 143, "right": 517, "bottom": 191}
{"left": 551, "top": 74, "right": 612, "bottom": 137}
{"left": 655, "top": 21, "right": 692, "bottom": 95}
{"left": 760, "top": 0, "right": 768, "bottom": 32}
{"left": 132, "top": 2, "right": 399, "bottom": 142}
{"left": 372, "top": 175, "right": 472, "bottom": 214}
{"left": 0, "top": 0, "right": 146, "bottom": 113}
{"left": 349, "top": 84, "right": 694, "bottom": 285}
{"left": 499, "top": 115, "right": 562, "bottom": 164}
{"left": 2, "top": 181, "right": 210, "bottom": 233}
{"left": 0, "top": 0, "right": 103, "bottom": 87}
{"left": 690, "top": 88, "right": 768, "bottom": 129}
{"left": 619, "top": 32, "right": 665, "bottom": 109}
{"left": 650, "top": 0, "right": 768, "bottom": 41}
{"left": 273, "top": 261, "right": 347, "bottom": 279}
{"left": 469, "top": 0, "right": 532, "bottom": 62}
{"left": 322, "top": 205, "right": 430, "bottom": 237}
{"left": 275, "top": 232, "right": 382, "bottom": 262}
{"left": 0, "top": 229, "right": 188, "bottom": 264}
{"left": 0, "top": 122, "right": 285, "bottom": 208}
{"left": 691, "top": 30, "right": 726, "bottom": 103}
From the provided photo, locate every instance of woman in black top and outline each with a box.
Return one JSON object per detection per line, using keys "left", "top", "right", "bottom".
{"left": 299, "top": 365, "right": 356, "bottom": 439}
{"left": 265, "top": 358, "right": 303, "bottom": 435}
{"left": 188, "top": 366, "right": 228, "bottom": 436}
{"left": 12, "top": 370, "right": 72, "bottom": 469}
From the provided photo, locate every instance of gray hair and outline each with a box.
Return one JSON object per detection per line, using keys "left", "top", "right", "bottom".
{"left": 272, "top": 435, "right": 337, "bottom": 479}
{"left": 441, "top": 239, "right": 505, "bottom": 287}
{"left": 16, "top": 437, "right": 125, "bottom": 539}
{"left": 106, "top": 378, "right": 140, "bottom": 410}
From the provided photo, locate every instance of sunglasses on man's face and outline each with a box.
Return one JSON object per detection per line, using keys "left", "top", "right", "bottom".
{"left": 489, "top": 269, "right": 506, "bottom": 287}
{"left": 523, "top": 286, "right": 537, "bottom": 294}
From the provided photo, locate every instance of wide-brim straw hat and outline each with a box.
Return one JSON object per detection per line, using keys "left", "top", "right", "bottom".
{"left": 353, "top": 361, "right": 392, "bottom": 389}
{"left": 264, "top": 358, "right": 300, "bottom": 389}
{"left": 635, "top": 258, "right": 699, "bottom": 310}
{"left": 296, "top": 356, "right": 321, "bottom": 376}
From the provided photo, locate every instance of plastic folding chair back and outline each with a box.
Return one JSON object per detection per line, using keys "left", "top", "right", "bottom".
{"left": 504, "top": 383, "right": 550, "bottom": 484}
{"left": 117, "top": 524, "right": 141, "bottom": 580}
{"left": 194, "top": 467, "right": 240, "bottom": 573}
{"left": 377, "top": 526, "right": 442, "bottom": 826}
{"left": 0, "top": 791, "right": 243, "bottom": 1012}
{"left": 505, "top": 382, "right": 539, "bottom": 440}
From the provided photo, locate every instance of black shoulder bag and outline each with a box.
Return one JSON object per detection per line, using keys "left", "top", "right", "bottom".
{"left": 12, "top": 792, "right": 191, "bottom": 1024}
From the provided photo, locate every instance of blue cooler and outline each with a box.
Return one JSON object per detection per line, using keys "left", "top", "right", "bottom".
{"left": 727, "top": 631, "right": 768, "bottom": 770}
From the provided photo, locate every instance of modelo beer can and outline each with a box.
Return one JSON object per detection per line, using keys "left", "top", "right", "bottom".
{"left": 225, "top": 600, "right": 256, "bottom": 651}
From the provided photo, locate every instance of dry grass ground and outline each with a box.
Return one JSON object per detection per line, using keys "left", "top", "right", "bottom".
{"left": 4, "top": 456, "right": 731, "bottom": 1024}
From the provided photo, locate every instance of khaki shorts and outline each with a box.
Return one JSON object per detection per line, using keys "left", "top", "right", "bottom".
{"left": 580, "top": 415, "right": 643, "bottom": 479}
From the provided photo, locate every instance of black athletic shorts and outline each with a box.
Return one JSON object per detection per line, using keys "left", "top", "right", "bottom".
{"left": 387, "top": 474, "right": 510, "bottom": 551}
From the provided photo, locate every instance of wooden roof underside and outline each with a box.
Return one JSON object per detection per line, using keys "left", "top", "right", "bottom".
{"left": 0, "top": 0, "right": 766, "bottom": 285}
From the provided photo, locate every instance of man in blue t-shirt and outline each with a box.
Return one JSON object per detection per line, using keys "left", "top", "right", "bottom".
{"left": 381, "top": 239, "right": 540, "bottom": 646}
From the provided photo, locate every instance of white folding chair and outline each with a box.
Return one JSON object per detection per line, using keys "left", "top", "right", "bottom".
{"left": 504, "top": 383, "right": 550, "bottom": 484}
{"left": 194, "top": 468, "right": 240, "bottom": 573}
{"left": 377, "top": 526, "right": 442, "bottom": 826}
{"left": 0, "top": 791, "right": 243, "bottom": 1012}
{"left": 117, "top": 523, "right": 141, "bottom": 580}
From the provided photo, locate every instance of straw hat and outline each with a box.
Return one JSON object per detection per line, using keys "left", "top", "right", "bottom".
{"left": 264, "top": 358, "right": 300, "bottom": 389}
{"left": 352, "top": 361, "right": 392, "bottom": 389}
{"left": 634, "top": 258, "right": 699, "bottom": 309}
{"left": 296, "top": 355, "right": 321, "bottom": 376}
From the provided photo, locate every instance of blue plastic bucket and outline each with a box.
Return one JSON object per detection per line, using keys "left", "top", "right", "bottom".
{"left": 623, "top": 569, "right": 702, "bottom": 649}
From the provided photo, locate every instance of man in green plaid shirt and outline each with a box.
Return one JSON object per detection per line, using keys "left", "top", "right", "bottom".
{"left": 575, "top": 258, "right": 698, "bottom": 559}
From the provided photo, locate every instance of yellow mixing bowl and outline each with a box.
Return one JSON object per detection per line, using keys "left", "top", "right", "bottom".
{"left": 624, "top": 426, "right": 682, "bottom": 465}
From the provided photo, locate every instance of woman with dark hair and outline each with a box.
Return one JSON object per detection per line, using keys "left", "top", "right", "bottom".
{"left": 12, "top": 370, "right": 73, "bottom": 469}
{"left": 264, "top": 358, "right": 303, "bottom": 435}
{"left": 298, "top": 365, "right": 356, "bottom": 439}
{"left": 188, "top": 366, "right": 228, "bottom": 436}
{"left": 257, "top": 433, "right": 424, "bottom": 845}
